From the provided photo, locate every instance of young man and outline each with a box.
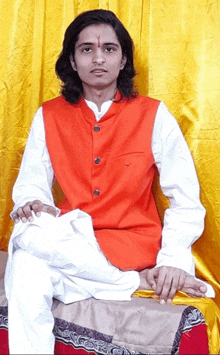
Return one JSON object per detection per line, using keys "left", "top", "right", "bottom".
{"left": 6, "top": 9, "right": 214, "bottom": 354}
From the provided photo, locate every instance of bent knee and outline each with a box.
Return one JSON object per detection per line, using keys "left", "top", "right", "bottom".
{"left": 11, "top": 248, "right": 48, "bottom": 274}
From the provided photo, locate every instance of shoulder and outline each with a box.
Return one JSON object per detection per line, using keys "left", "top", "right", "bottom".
{"left": 123, "top": 95, "right": 161, "bottom": 117}
{"left": 123, "top": 95, "right": 161, "bottom": 110}
{"left": 42, "top": 95, "right": 68, "bottom": 109}
{"left": 135, "top": 94, "right": 160, "bottom": 104}
{"left": 42, "top": 96, "right": 82, "bottom": 118}
{"left": 125, "top": 94, "right": 160, "bottom": 104}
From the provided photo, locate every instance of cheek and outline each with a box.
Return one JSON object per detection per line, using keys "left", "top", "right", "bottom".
{"left": 110, "top": 61, "right": 123, "bottom": 75}
{"left": 110, "top": 57, "right": 124, "bottom": 69}
{"left": 74, "top": 55, "right": 90, "bottom": 70}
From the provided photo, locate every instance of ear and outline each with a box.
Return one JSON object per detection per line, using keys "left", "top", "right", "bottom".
{"left": 120, "top": 55, "right": 127, "bottom": 70}
{"left": 70, "top": 54, "right": 77, "bottom": 71}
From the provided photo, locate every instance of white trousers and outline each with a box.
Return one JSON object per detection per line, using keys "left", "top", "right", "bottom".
{"left": 5, "top": 210, "right": 140, "bottom": 354}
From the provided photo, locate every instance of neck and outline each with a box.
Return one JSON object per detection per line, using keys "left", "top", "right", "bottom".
{"left": 82, "top": 83, "right": 117, "bottom": 111}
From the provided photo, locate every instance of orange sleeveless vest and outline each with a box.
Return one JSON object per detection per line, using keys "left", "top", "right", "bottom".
{"left": 43, "top": 94, "right": 162, "bottom": 271}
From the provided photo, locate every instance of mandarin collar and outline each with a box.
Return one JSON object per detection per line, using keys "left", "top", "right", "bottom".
{"left": 78, "top": 91, "right": 127, "bottom": 123}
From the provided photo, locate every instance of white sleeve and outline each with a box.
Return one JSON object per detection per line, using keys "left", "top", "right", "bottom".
{"left": 11, "top": 107, "right": 60, "bottom": 217}
{"left": 152, "top": 102, "right": 206, "bottom": 276}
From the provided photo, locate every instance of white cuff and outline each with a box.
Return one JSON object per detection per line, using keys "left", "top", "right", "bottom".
{"left": 156, "top": 246, "right": 195, "bottom": 275}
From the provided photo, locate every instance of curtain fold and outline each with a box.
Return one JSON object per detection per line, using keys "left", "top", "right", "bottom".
{"left": 1, "top": 0, "right": 220, "bottom": 346}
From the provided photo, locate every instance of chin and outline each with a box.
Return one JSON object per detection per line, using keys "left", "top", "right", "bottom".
{"left": 86, "top": 82, "right": 112, "bottom": 90}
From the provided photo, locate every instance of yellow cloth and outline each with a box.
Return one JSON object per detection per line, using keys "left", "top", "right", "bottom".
{"left": 134, "top": 290, "right": 220, "bottom": 354}
{"left": 1, "top": 0, "right": 220, "bottom": 351}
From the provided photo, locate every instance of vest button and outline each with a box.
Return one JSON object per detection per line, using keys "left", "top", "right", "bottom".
{"left": 94, "top": 125, "right": 100, "bottom": 132}
{"left": 94, "top": 157, "right": 101, "bottom": 164}
{"left": 93, "top": 189, "right": 100, "bottom": 196}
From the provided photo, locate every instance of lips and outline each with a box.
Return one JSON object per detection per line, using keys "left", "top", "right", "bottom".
{"left": 91, "top": 69, "right": 107, "bottom": 73}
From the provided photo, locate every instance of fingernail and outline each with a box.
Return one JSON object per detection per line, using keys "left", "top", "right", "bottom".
{"left": 28, "top": 217, "right": 34, "bottom": 222}
{"left": 15, "top": 219, "right": 19, "bottom": 223}
{"left": 160, "top": 299, "right": 165, "bottom": 305}
{"left": 22, "top": 218, "right": 27, "bottom": 223}
{"left": 167, "top": 299, "right": 172, "bottom": 304}
{"left": 36, "top": 212, "right": 41, "bottom": 217}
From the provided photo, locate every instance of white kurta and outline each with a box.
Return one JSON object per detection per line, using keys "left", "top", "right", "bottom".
{"left": 5, "top": 209, "right": 140, "bottom": 303}
{"left": 12, "top": 100, "right": 208, "bottom": 276}
{"left": 6, "top": 99, "right": 215, "bottom": 354}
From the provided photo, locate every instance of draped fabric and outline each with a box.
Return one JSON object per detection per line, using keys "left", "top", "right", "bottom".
{"left": 134, "top": 290, "right": 220, "bottom": 354}
{"left": 0, "top": 0, "right": 220, "bottom": 348}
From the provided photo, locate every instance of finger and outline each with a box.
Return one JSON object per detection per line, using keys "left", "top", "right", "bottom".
{"left": 159, "top": 273, "right": 174, "bottom": 302}
{"left": 177, "top": 271, "right": 186, "bottom": 291}
{"left": 181, "top": 287, "right": 206, "bottom": 298}
{"left": 43, "top": 205, "right": 57, "bottom": 217}
{"left": 199, "top": 284, "right": 207, "bottom": 293}
{"left": 12, "top": 213, "right": 20, "bottom": 223}
{"left": 16, "top": 206, "right": 29, "bottom": 223}
{"left": 184, "top": 275, "right": 207, "bottom": 294}
{"left": 147, "top": 269, "right": 159, "bottom": 290}
{"left": 154, "top": 268, "right": 167, "bottom": 298}
{"left": 166, "top": 274, "right": 181, "bottom": 302}
{"left": 138, "top": 269, "right": 152, "bottom": 290}
{"left": 31, "top": 200, "right": 44, "bottom": 217}
{"left": 22, "top": 203, "right": 34, "bottom": 222}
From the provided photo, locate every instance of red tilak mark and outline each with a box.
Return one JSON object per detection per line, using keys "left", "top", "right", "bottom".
{"left": 97, "top": 35, "right": 101, "bottom": 47}
{"left": 124, "top": 163, "right": 131, "bottom": 167}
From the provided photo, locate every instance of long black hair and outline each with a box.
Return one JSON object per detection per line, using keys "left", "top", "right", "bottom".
{"left": 55, "top": 9, "right": 137, "bottom": 104}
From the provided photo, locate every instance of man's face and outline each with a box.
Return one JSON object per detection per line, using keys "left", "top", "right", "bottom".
{"left": 70, "top": 24, "right": 127, "bottom": 91}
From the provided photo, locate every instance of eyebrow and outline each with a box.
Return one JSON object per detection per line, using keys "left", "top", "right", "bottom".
{"left": 104, "top": 43, "right": 119, "bottom": 47}
{"left": 77, "top": 42, "right": 119, "bottom": 48}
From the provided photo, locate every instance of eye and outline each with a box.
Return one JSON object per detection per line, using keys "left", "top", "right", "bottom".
{"left": 105, "top": 47, "right": 115, "bottom": 53}
{"left": 82, "top": 47, "right": 92, "bottom": 53}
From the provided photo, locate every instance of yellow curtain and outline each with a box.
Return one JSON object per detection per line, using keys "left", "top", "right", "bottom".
{"left": 1, "top": 0, "right": 220, "bottom": 350}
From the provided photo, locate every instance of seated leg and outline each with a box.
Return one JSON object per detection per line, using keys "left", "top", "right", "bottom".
{"left": 7, "top": 249, "right": 55, "bottom": 354}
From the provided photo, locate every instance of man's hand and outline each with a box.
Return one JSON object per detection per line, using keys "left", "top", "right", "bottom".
{"left": 12, "top": 200, "right": 57, "bottom": 223}
{"left": 180, "top": 274, "right": 207, "bottom": 298}
{"left": 139, "top": 266, "right": 207, "bottom": 304}
{"left": 147, "top": 266, "right": 186, "bottom": 303}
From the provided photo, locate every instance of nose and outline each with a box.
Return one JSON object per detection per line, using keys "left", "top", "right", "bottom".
{"left": 92, "top": 49, "right": 106, "bottom": 64}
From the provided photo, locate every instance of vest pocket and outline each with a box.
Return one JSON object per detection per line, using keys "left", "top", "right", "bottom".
{"left": 108, "top": 152, "right": 151, "bottom": 195}
{"left": 113, "top": 151, "right": 145, "bottom": 159}
{"left": 112, "top": 152, "right": 147, "bottom": 169}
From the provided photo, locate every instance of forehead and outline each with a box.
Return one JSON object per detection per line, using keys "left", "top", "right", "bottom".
{"left": 76, "top": 24, "right": 120, "bottom": 44}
